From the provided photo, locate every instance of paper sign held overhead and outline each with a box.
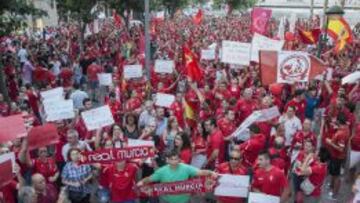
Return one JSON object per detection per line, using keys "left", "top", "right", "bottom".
{"left": 43, "top": 100, "right": 75, "bottom": 122}
{"left": 40, "top": 87, "right": 64, "bottom": 100}
{"left": 155, "top": 93, "right": 175, "bottom": 108}
{"left": 154, "top": 60, "right": 174, "bottom": 74}
{"left": 81, "top": 105, "right": 115, "bottom": 131}
{"left": 124, "top": 65, "right": 143, "bottom": 79}
{"left": 248, "top": 192, "right": 280, "bottom": 203}
{"left": 28, "top": 124, "right": 59, "bottom": 150}
{"left": 221, "top": 41, "right": 251, "bottom": 66}
{"left": 251, "top": 33, "right": 284, "bottom": 62}
{"left": 98, "top": 73, "right": 113, "bottom": 86}
{"left": 201, "top": 49, "right": 216, "bottom": 60}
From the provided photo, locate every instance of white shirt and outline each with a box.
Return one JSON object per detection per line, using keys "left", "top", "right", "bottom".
{"left": 279, "top": 115, "right": 302, "bottom": 146}
{"left": 70, "top": 90, "right": 89, "bottom": 109}
{"left": 18, "top": 48, "right": 28, "bottom": 63}
{"left": 62, "top": 141, "right": 92, "bottom": 161}
{"left": 138, "top": 110, "right": 155, "bottom": 129}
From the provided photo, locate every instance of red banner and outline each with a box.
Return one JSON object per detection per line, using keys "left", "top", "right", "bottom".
{"left": 138, "top": 178, "right": 216, "bottom": 197}
{"left": 28, "top": 123, "right": 59, "bottom": 150}
{"left": 251, "top": 8, "right": 272, "bottom": 35}
{"left": 81, "top": 146, "right": 154, "bottom": 164}
{"left": 0, "top": 160, "right": 13, "bottom": 188}
{"left": 0, "top": 114, "right": 26, "bottom": 143}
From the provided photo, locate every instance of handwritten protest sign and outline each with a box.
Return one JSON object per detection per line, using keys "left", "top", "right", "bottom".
{"left": 214, "top": 175, "right": 250, "bottom": 198}
{"left": 342, "top": 71, "right": 360, "bottom": 85}
{"left": 43, "top": 100, "right": 75, "bottom": 121}
{"left": 128, "top": 139, "right": 155, "bottom": 147}
{"left": 28, "top": 124, "right": 59, "bottom": 150}
{"left": 0, "top": 115, "right": 26, "bottom": 143}
{"left": 40, "top": 87, "right": 64, "bottom": 100}
{"left": 81, "top": 105, "right": 115, "bottom": 131}
{"left": 98, "top": 73, "right": 113, "bottom": 86}
{"left": 251, "top": 33, "right": 284, "bottom": 62}
{"left": 201, "top": 49, "right": 216, "bottom": 60}
{"left": 124, "top": 65, "right": 143, "bottom": 79}
{"left": 155, "top": 93, "right": 175, "bottom": 108}
{"left": 221, "top": 41, "right": 251, "bottom": 66}
{"left": 155, "top": 60, "right": 174, "bottom": 74}
{"left": 248, "top": 192, "right": 280, "bottom": 203}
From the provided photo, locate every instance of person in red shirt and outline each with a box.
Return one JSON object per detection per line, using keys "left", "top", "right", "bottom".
{"left": 216, "top": 149, "right": 249, "bottom": 203}
{"left": 106, "top": 92, "right": 122, "bottom": 124}
{"left": 169, "top": 93, "right": 185, "bottom": 129}
{"left": 290, "top": 118, "right": 317, "bottom": 153}
{"left": 214, "top": 81, "right": 232, "bottom": 107}
{"left": 239, "top": 124, "right": 266, "bottom": 168}
{"left": 103, "top": 161, "right": 139, "bottom": 203}
{"left": 25, "top": 84, "right": 40, "bottom": 119}
{"left": 31, "top": 173, "right": 58, "bottom": 203}
{"left": 87, "top": 61, "right": 104, "bottom": 101}
{"left": 204, "top": 118, "right": 225, "bottom": 169}
{"left": 326, "top": 112, "right": 350, "bottom": 198}
{"left": 292, "top": 140, "right": 327, "bottom": 203}
{"left": 59, "top": 66, "right": 74, "bottom": 89}
{"left": 252, "top": 151, "right": 290, "bottom": 202}
{"left": 268, "top": 136, "right": 290, "bottom": 175}
{"left": 236, "top": 88, "right": 257, "bottom": 124}
{"left": 284, "top": 89, "right": 306, "bottom": 122}
{"left": 217, "top": 109, "right": 236, "bottom": 140}
{"left": 174, "top": 132, "right": 192, "bottom": 164}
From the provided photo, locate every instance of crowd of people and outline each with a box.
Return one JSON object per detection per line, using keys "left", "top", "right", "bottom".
{"left": 0, "top": 9, "right": 359, "bottom": 203}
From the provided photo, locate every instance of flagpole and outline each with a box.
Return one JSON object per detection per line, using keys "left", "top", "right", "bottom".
{"left": 317, "top": 0, "right": 329, "bottom": 57}
{"left": 144, "top": 0, "right": 151, "bottom": 81}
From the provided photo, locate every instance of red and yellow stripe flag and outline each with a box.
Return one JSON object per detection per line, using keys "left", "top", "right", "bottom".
{"left": 327, "top": 17, "right": 353, "bottom": 53}
{"left": 298, "top": 28, "right": 321, "bottom": 44}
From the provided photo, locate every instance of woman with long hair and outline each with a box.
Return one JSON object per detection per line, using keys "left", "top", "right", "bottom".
{"left": 123, "top": 113, "right": 140, "bottom": 139}
{"left": 162, "top": 117, "right": 182, "bottom": 151}
{"left": 174, "top": 132, "right": 192, "bottom": 164}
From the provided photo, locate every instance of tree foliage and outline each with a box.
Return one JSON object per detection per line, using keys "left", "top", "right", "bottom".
{"left": 162, "top": 0, "right": 189, "bottom": 17}
{"left": 213, "top": 0, "right": 257, "bottom": 12}
{"left": 0, "top": 0, "right": 47, "bottom": 36}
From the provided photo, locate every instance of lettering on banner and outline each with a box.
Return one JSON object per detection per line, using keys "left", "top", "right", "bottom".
{"left": 221, "top": 41, "right": 251, "bottom": 66}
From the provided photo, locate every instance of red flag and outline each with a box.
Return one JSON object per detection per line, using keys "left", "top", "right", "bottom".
{"left": 259, "top": 51, "right": 326, "bottom": 85}
{"left": 193, "top": 9, "right": 203, "bottom": 25}
{"left": 183, "top": 46, "right": 203, "bottom": 82}
{"left": 251, "top": 8, "right": 272, "bottom": 35}
{"left": 0, "top": 115, "right": 26, "bottom": 143}
{"left": 298, "top": 28, "right": 321, "bottom": 44}
{"left": 113, "top": 10, "right": 122, "bottom": 28}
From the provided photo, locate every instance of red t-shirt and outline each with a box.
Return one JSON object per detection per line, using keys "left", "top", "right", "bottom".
{"left": 268, "top": 147, "right": 290, "bottom": 174}
{"left": 0, "top": 102, "right": 9, "bottom": 117}
{"left": 228, "top": 85, "right": 241, "bottom": 99}
{"left": 351, "top": 124, "right": 360, "bottom": 151}
{"left": 206, "top": 129, "right": 225, "bottom": 167}
{"left": 307, "top": 161, "right": 327, "bottom": 197}
{"left": 252, "top": 166, "right": 288, "bottom": 196}
{"left": 0, "top": 180, "right": 17, "bottom": 203}
{"left": 169, "top": 101, "right": 185, "bottom": 129}
{"left": 33, "top": 157, "right": 58, "bottom": 182}
{"left": 329, "top": 126, "right": 350, "bottom": 159}
{"left": 216, "top": 162, "right": 248, "bottom": 203}
{"left": 239, "top": 134, "right": 266, "bottom": 167}
{"left": 87, "top": 64, "right": 103, "bottom": 81}
{"left": 217, "top": 117, "right": 236, "bottom": 138}
{"left": 236, "top": 98, "right": 257, "bottom": 124}
{"left": 104, "top": 163, "right": 138, "bottom": 202}
{"left": 26, "top": 90, "right": 39, "bottom": 114}
{"left": 290, "top": 131, "right": 317, "bottom": 152}
{"left": 180, "top": 148, "right": 192, "bottom": 164}
{"left": 59, "top": 68, "right": 74, "bottom": 87}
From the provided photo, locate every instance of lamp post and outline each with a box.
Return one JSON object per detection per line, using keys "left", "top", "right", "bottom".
{"left": 144, "top": 0, "right": 151, "bottom": 81}
{"left": 317, "top": 5, "right": 345, "bottom": 57}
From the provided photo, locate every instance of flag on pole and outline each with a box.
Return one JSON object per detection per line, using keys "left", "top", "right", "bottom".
{"left": 277, "top": 17, "right": 286, "bottom": 40}
{"left": 298, "top": 28, "right": 321, "bottom": 44}
{"left": 193, "top": 9, "right": 203, "bottom": 25}
{"left": 259, "top": 51, "right": 326, "bottom": 85}
{"left": 251, "top": 8, "right": 272, "bottom": 35}
{"left": 183, "top": 46, "right": 203, "bottom": 82}
{"left": 327, "top": 17, "right": 353, "bottom": 53}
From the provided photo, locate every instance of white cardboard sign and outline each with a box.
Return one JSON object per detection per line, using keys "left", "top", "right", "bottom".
{"left": 40, "top": 87, "right": 64, "bottom": 100}
{"left": 342, "top": 71, "right": 360, "bottom": 85}
{"left": 155, "top": 60, "right": 174, "bottom": 74}
{"left": 221, "top": 41, "right": 251, "bottom": 66}
{"left": 214, "top": 174, "right": 250, "bottom": 198}
{"left": 0, "top": 152, "right": 16, "bottom": 173}
{"left": 201, "top": 49, "right": 216, "bottom": 60}
{"left": 124, "top": 65, "right": 143, "bottom": 79}
{"left": 81, "top": 105, "right": 115, "bottom": 131}
{"left": 98, "top": 73, "right": 112, "bottom": 86}
{"left": 44, "top": 100, "right": 75, "bottom": 122}
{"left": 128, "top": 139, "right": 155, "bottom": 147}
{"left": 251, "top": 33, "right": 284, "bottom": 62}
{"left": 248, "top": 192, "right": 280, "bottom": 203}
{"left": 155, "top": 93, "right": 175, "bottom": 108}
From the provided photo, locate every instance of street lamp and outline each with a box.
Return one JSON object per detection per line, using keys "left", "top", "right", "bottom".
{"left": 317, "top": 5, "right": 345, "bottom": 57}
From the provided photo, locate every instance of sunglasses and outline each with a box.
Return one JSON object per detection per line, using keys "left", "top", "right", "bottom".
{"left": 230, "top": 156, "right": 241, "bottom": 161}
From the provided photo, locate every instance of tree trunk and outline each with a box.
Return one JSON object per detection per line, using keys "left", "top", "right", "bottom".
{"left": 310, "top": 0, "right": 314, "bottom": 19}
